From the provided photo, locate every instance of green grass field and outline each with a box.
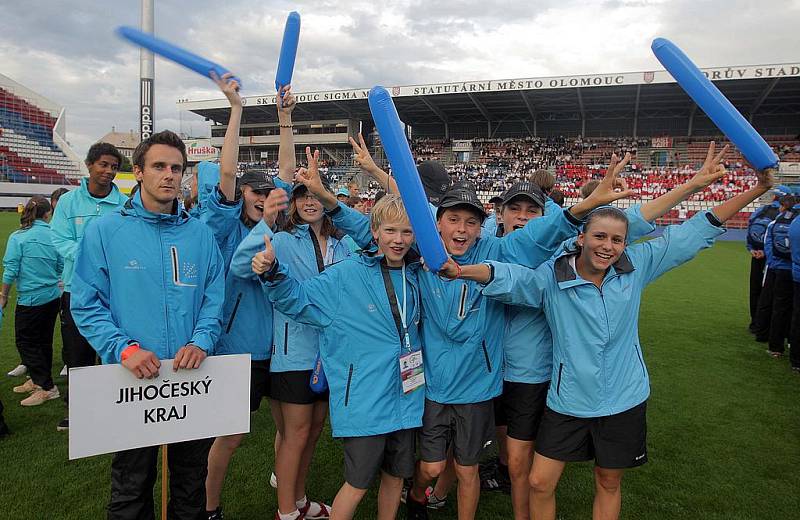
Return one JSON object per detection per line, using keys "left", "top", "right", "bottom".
{"left": 0, "top": 211, "right": 798, "bottom": 519}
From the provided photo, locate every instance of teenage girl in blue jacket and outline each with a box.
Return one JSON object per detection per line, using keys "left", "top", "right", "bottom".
{"left": 445, "top": 162, "right": 774, "bottom": 520}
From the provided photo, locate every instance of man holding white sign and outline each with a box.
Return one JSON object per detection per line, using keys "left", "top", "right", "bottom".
{"left": 70, "top": 130, "right": 226, "bottom": 520}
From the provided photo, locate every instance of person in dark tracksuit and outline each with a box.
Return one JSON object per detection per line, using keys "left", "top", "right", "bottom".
{"left": 746, "top": 186, "right": 785, "bottom": 332}
{"left": 2, "top": 196, "right": 63, "bottom": 407}
{"left": 764, "top": 195, "right": 798, "bottom": 356}
{"left": 787, "top": 210, "right": 800, "bottom": 372}
{"left": 50, "top": 141, "right": 128, "bottom": 431}
{"left": 70, "top": 131, "right": 225, "bottom": 520}
{"left": 754, "top": 194, "right": 796, "bottom": 345}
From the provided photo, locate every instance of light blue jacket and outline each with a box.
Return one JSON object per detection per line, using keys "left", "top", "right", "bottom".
{"left": 50, "top": 178, "right": 128, "bottom": 291}
{"left": 261, "top": 252, "right": 424, "bottom": 437}
{"left": 70, "top": 193, "right": 225, "bottom": 364}
{"left": 502, "top": 205, "right": 656, "bottom": 384}
{"left": 232, "top": 220, "right": 351, "bottom": 370}
{"left": 329, "top": 201, "right": 583, "bottom": 404}
{"left": 198, "top": 188, "right": 274, "bottom": 360}
{"left": 2, "top": 220, "right": 63, "bottom": 306}
{"left": 481, "top": 213, "right": 498, "bottom": 238}
{"left": 482, "top": 211, "right": 725, "bottom": 417}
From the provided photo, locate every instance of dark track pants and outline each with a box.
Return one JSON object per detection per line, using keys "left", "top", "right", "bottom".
{"left": 60, "top": 292, "right": 96, "bottom": 369}
{"left": 768, "top": 269, "right": 793, "bottom": 354}
{"left": 754, "top": 269, "right": 776, "bottom": 341}
{"left": 15, "top": 297, "right": 60, "bottom": 391}
{"left": 789, "top": 282, "right": 800, "bottom": 368}
{"left": 749, "top": 256, "right": 767, "bottom": 328}
{"left": 108, "top": 438, "right": 213, "bottom": 520}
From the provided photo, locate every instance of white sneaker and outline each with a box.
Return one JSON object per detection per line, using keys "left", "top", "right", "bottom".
{"left": 59, "top": 365, "right": 68, "bottom": 376}
{"left": 7, "top": 364, "right": 27, "bottom": 377}
{"left": 270, "top": 471, "right": 278, "bottom": 489}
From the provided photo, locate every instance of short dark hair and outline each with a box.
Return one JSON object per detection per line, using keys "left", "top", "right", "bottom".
{"left": 132, "top": 130, "right": 187, "bottom": 172}
{"left": 50, "top": 187, "right": 69, "bottom": 205}
{"left": 85, "top": 142, "right": 123, "bottom": 167}
{"left": 780, "top": 194, "right": 796, "bottom": 208}
{"left": 529, "top": 169, "right": 555, "bottom": 194}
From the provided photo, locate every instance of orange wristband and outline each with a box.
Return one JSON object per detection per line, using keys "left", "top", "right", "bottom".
{"left": 121, "top": 343, "right": 140, "bottom": 362}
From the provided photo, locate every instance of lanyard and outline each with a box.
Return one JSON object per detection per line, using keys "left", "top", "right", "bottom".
{"left": 379, "top": 260, "right": 412, "bottom": 352}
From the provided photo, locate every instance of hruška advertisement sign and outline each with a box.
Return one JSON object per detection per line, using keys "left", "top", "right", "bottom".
{"left": 69, "top": 354, "right": 250, "bottom": 459}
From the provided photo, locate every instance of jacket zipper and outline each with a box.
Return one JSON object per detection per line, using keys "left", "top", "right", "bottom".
{"left": 557, "top": 363, "right": 564, "bottom": 395}
{"left": 225, "top": 293, "right": 243, "bottom": 334}
{"left": 283, "top": 322, "right": 288, "bottom": 355}
{"left": 635, "top": 345, "right": 646, "bottom": 377}
{"left": 481, "top": 341, "right": 492, "bottom": 373}
{"left": 344, "top": 364, "right": 353, "bottom": 406}
{"left": 457, "top": 283, "right": 468, "bottom": 320}
{"left": 159, "top": 222, "right": 169, "bottom": 346}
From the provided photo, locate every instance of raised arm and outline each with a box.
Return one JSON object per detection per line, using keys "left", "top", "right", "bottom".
{"left": 231, "top": 220, "right": 274, "bottom": 280}
{"left": 438, "top": 257, "right": 549, "bottom": 309}
{"left": 638, "top": 142, "right": 730, "bottom": 221}
{"left": 252, "top": 234, "right": 341, "bottom": 328}
{"left": 277, "top": 85, "right": 297, "bottom": 185}
{"left": 349, "top": 132, "right": 399, "bottom": 194}
{"left": 212, "top": 72, "right": 243, "bottom": 202}
{"left": 568, "top": 153, "right": 635, "bottom": 219}
{"left": 296, "top": 146, "right": 373, "bottom": 247}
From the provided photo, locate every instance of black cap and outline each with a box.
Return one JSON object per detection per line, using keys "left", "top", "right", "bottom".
{"left": 238, "top": 170, "right": 275, "bottom": 192}
{"left": 417, "top": 161, "right": 451, "bottom": 206}
{"left": 488, "top": 194, "right": 504, "bottom": 204}
{"left": 502, "top": 181, "right": 546, "bottom": 209}
{"left": 437, "top": 185, "right": 487, "bottom": 221}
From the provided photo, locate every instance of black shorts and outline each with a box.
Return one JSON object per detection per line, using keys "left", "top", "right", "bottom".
{"left": 269, "top": 369, "right": 329, "bottom": 405}
{"left": 499, "top": 381, "right": 549, "bottom": 442}
{"left": 420, "top": 399, "right": 494, "bottom": 466}
{"left": 343, "top": 429, "right": 417, "bottom": 489}
{"left": 493, "top": 394, "right": 507, "bottom": 427}
{"left": 535, "top": 401, "right": 648, "bottom": 469}
{"left": 250, "top": 360, "right": 271, "bottom": 412}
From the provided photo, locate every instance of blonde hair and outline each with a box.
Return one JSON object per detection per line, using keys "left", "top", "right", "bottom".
{"left": 370, "top": 194, "right": 409, "bottom": 231}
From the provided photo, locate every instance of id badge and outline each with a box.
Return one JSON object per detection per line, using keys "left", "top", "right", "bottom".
{"left": 399, "top": 350, "right": 425, "bottom": 394}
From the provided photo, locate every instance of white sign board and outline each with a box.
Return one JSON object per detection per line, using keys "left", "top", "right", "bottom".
{"left": 184, "top": 138, "right": 220, "bottom": 162}
{"left": 69, "top": 354, "right": 251, "bottom": 460}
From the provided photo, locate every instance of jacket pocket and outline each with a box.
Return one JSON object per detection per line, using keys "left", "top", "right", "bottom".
{"left": 481, "top": 341, "right": 492, "bottom": 373}
{"left": 457, "top": 284, "right": 468, "bottom": 320}
{"left": 224, "top": 293, "right": 243, "bottom": 334}
{"left": 283, "top": 322, "right": 289, "bottom": 355}
{"left": 556, "top": 363, "right": 564, "bottom": 395}
{"left": 344, "top": 364, "right": 354, "bottom": 407}
{"left": 634, "top": 345, "right": 646, "bottom": 377}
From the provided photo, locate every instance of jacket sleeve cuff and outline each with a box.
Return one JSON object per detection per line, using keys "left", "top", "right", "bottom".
{"left": 564, "top": 207, "right": 584, "bottom": 226}
{"left": 258, "top": 259, "right": 282, "bottom": 284}
{"left": 706, "top": 211, "right": 724, "bottom": 227}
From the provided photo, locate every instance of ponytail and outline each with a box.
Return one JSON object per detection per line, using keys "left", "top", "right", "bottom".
{"left": 20, "top": 195, "right": 51, "bottom": 230}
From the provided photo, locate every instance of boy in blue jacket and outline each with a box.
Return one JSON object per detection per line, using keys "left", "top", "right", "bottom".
{"left": 444, "top": 165, "right": 774, "bottom": 520}
{"left": 50, "top": 141, "right": 128, "bottom": 431}
{"left": 245, "top": 193, "right": 422, "bottom": 520}
{"left": 70, "top": 130, "right": 225, "bottom": 520}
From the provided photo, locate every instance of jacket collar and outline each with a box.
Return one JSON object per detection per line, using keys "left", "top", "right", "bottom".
{"left": 80, "top": 177, "right": 124, "bottom": 203}
{"left": 121, "top": 192, "right": 188, "bottom": 225}
{"left": 554, "top": 247, "right": 635, "bottom": 288}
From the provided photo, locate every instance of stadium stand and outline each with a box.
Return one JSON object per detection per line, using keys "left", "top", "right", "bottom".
{"left": 0, "top": 74, "right": 83, "bottom": 194}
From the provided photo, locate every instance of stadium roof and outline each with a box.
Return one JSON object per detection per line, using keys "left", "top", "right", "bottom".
{"left": 179, "top": 63, "right": 800, "bottom": 135}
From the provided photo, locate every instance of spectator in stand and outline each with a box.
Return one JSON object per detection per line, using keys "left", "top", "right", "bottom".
{"left": 746, "top": 188, "right": 784, "bottom": 332}
{"left": 347, "top": 181, "right": 360, "bottom": 200}
{"left": 2, "top": 196, "right": 63, "bottom": 406}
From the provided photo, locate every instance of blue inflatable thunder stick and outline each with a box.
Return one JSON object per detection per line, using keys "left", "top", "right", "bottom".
{"left": 275, "top": 11, "right": 301, "bottom": 92}
{"left": 652, "top": 38, "right": 778, "bottom": 170}
{"left": 117, "top": 26, "right": 242, "bottom": 87}
{"left": 368, "top": 86, "right": 448, "bottom": 272}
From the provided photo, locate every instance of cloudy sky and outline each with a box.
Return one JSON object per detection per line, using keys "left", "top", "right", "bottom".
{"left": 1, "top": 0, "right": 797, "bottom": 157}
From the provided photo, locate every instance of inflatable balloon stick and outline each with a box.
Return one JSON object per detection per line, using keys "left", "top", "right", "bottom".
{"left": 275, "top": 11, "right": 301, "bottom": 92}
{"left": 652, "top": 38, "right": 778, "bottom": 170}
{"left": 368, "top": 86, "right": 448, "bottom": 272}
{"left": 116, "top": 26, "right": 242, "bottom": 87}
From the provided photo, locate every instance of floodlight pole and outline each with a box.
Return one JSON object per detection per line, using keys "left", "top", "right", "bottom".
{"left": 140, "top": 0, "right": 155, "bottom": 140}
